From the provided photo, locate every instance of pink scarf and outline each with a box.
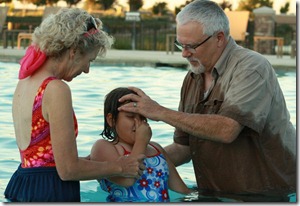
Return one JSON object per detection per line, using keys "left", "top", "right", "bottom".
{"left": 19, "top": 45, "right": 47, "bottom": 79}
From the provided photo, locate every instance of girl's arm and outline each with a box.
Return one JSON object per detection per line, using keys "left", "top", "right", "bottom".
{"left": 126, "top": 118, "right": 152, "bottom": 185}
{"left": 150, "top": 142, "right": 192, "bottom": 194}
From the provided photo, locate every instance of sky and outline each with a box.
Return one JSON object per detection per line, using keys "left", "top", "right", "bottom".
{"left": 118, "top": 0, "right": 297, "bottom": 14}
{"left": 8, "top": 0, "right": 297, "bottom": 15}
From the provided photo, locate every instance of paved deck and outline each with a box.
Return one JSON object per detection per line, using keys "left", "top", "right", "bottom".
{"left": 0, "top": 46, "right": 296, "bottom": 69}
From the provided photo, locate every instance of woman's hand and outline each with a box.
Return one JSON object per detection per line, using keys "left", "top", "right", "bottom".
{"left": 116, "top": 154, "right": 146, "bottom": 178}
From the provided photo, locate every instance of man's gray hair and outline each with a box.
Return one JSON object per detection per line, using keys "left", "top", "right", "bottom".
{"left": 176, "top": 0, "right": 230, "bottom": 39}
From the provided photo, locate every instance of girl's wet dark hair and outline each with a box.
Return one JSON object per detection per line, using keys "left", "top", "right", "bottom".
{"left": 100, "top": 87, "right": 137, "bottom": 141}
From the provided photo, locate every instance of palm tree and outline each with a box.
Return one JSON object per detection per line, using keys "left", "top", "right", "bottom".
{"left": 152, "top": 2, "right": 168, "bottom": 16}
{"left": 98, "top": 0, "right": 116, "bottom": 10}
{"left": 219, "top": 0, "right": 232, "bottom": 11}
{"left": 128, "top": 0, "right": 143, "bottom": 11}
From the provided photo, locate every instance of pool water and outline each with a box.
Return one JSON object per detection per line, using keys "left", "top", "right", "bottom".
{"left": 0, "top": 62, "right": 296, "bottom": 202}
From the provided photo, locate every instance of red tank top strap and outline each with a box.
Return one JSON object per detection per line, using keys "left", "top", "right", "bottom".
{"left": 120, "top": 145, "right": 131, "bottom": 155}
{"left": 149, "top": 143, "right": 161, "bottom": 156}
{"left": 120, "top": 143, "right": 161, "bottom": 157}
{"left": 30, "top": 76, "right": 57, "bottom": 145}
{"left": 149, "top": 143, "right": 158, "bottom": 152}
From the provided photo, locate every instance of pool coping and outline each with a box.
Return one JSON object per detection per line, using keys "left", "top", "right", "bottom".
{"left": 0, "top": 47, "right": 296, "bottom": 69}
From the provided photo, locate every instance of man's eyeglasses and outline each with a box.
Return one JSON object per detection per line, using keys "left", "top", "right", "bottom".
{"left": 174, "top": 35, "right": 212, "bottom": 53}
{"left": 86, "top": 16, "right": 97, "bottom": 31}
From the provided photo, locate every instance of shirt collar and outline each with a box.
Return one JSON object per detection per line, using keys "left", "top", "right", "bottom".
{"left": 214, "top": 36, "right": 237, "bottom": 76}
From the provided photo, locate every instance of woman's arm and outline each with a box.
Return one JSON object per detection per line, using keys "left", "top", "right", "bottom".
{"left": 44, "top": 80, "right": 144, "bottom": 181}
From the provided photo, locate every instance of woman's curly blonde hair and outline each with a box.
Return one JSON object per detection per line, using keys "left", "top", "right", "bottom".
{"left": 32, "top": 8, "right": 114, "bottom": 58}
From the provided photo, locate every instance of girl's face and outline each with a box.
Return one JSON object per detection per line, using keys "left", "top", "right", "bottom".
{"left": 114, "top": 111, "right": 145, "bottom": 145}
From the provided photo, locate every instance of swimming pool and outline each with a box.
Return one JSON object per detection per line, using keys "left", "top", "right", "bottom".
{"left": 0, "top": 62, "right": 296, "bottom": 202}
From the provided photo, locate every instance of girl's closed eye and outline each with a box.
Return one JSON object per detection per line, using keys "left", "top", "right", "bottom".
{"left": 125, "top": 113, "right": 135, "bottom": 119}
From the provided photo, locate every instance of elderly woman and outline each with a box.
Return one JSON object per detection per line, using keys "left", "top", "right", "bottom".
{"left": 4, "top": 8, "right": 144, "bottom": 202}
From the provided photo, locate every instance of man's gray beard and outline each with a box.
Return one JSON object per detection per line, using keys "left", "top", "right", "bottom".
{"left": 188, "top": 63, "right": 205, "bottom": 74}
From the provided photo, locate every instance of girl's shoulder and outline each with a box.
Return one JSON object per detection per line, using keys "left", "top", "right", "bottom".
{"left": 92, "top": 139, "right": 116, "bottom": 151}
{"left": 94, "top": 138, "right": 113, "bottom": 145}
{"left": 90, "top": 139, "right": 120, "bottom": 161}
{"left": 92, "top": 139, "right": 128, "bottom": 157}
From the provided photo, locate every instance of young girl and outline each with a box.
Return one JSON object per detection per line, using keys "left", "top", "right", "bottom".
{"left": 90, "top": 87, "right": 192, "bottom": 202}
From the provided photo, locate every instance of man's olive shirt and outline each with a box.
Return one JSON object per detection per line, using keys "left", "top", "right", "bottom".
{"left": 174, "top": 37, "right": 296, "bottom": 195}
